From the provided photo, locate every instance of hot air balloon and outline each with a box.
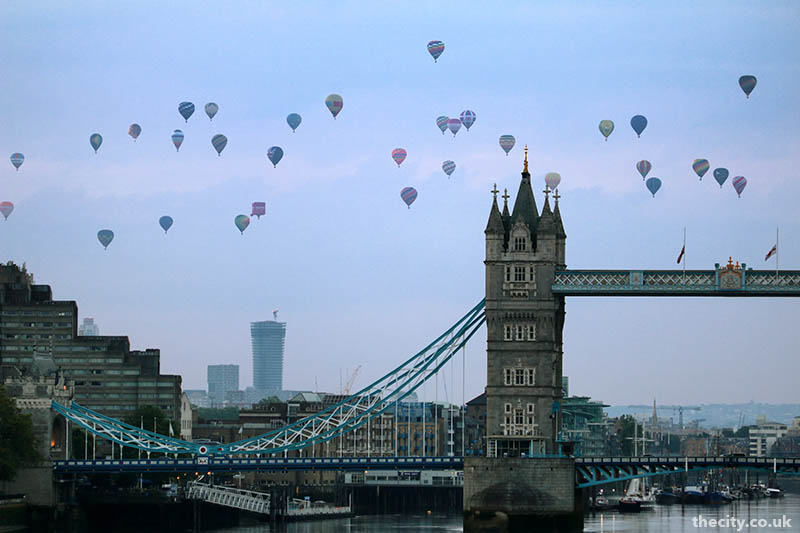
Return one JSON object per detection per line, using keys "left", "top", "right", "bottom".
{"left": 178, "top": 102, "right": 195, "bottom": 122}
{"left": 499, "top": 135, "right": 516, "bottom": 155}
{"left": 171, "top": 130, "right": 184, "bottom": 152}
{"left": 286, "top": 113, "right": 302, "bottom": 132}
{"left": 447, "top": 118, "right": 462, "bottom": 137}
{"left": 436, "top": 116, "right": 449, "bottom": 135}
{"left": 159, "top": 216, "right": 173, "bottom": 234}
{"left": 692, "top": 159, "right": 710, "bottom": 180}
{"left": 0, "top": 201, "right": 13, "bottom": 220}
{"left": 645, "top": 177, "right": 662, "bottom": 197}
{"left": 732, "top": 176, "right": 747, "bottom": 197}
{"left": 630, "top": 115, "right": 647, "bottom": 138}
{"left": 599, "top": 120, "right": 614, "bottom": 141}
{"left": 636, "top": 160, "right": 652, "bottom": 181}
{"left": 427, "top": 40, "right": 445, "bottom": 62}
{"left": 401, "top": 187, "right": 418, "bottom": 208}
{"left": 267, "top": 146, "right": 284, "bottom": 167}
{"left": 251, "top": 202, "right": 266, "bottom": 219}
{"left": 442, "top": 160, "right": 456, "bottom": 177}
{"left": 212, "top": 134, "right": 227, "bottom": 156}
{"left": 90, "top": 133, "right": 103, "bottom": 153}
{"left": 713, "top": 168, "right": 729, "bottom": 188}
{"left": 545, "top": 172, "right": 561, "bottom": 191}
{"left": 325, "top": 94, "right": 343, "bottom": 119}
{"left": 205, "top": 102, "right": 218, "bottom": 121}
{"left": 460, "top": 110, "right": 476, "bottom": 131}
{"left": 391, "top": 148, "right": 407, "bottom": 167}
{"left": 128, "top": 124, "right": 141, "bottom": 141}
{"left": 10, "top": 153, "right": 24, "bottom": 171}
{"left": 739, "top": 75, "right": 757, "bottom": 99}
{"left": 97, "top": 229, "right": 114, "bottom": 249}
{"left": 234, "top": 215, "right": 250, "bottom": 234}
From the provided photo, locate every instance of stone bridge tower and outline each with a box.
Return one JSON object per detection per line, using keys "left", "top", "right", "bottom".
{"left": 483, "top": 147, "right": 566, "bottom": 456}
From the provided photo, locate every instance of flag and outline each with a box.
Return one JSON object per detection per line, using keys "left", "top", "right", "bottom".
{"left": 169, "top": 421, "right": 174, "bottom": 437}
{"left": 677, "top": 245, "right": 685, "bottom": 264}
{"left": 239, "top": 426, "right": 244, "bottom": 435}
{"left": 765, "top": 244, "right": 777, "bottom": 261}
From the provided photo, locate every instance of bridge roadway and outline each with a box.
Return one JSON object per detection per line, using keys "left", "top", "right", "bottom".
{"left": 53, "top": 455, "right": 800, "bottom": 486}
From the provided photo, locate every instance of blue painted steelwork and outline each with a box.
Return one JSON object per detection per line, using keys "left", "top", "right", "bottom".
{"left": 52, "top": 456, "right": 463, "bottom": 474}
{"left": 574, "top": 456, "right": 800, "bottom": 488}
{"left": 51, "top": 300, "right": 486, "bottom": 456}
{"left": 553, "top": 267, "right": 800, "bottom": 297}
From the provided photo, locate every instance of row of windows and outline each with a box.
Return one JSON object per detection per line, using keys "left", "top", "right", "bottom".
{"left": 504, "top": 266, "right": 536, "bottom": 282}
{"left": 504, "top": 324, "right": 536, "bottom": 341}
{"left": 504, "top": 368, "right": 536, "bottom": 386}
{"left": 1, "top": 310, "right": 72, "bottom": 316}
{"left": 502, "top": 402, "right": 537, "bottom": 436}
{"left": 0, "top": 322, "right": 73, "bottom": 328}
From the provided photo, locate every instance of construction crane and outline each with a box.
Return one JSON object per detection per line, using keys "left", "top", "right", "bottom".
{"left": 341, "top": 365, "right": 361, "bottom": 395}
{"left": 672, "top": 405, "right": 702, "bottom": 431}
{"left": 272, "top": 308, "right": 279, "bottom": 320}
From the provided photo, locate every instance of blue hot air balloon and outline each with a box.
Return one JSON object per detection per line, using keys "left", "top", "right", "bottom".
{"left": 10, "top": 153, "right": 24, "bottom": 171}
{"left": 90, "top": 133, "right": 103, "bottom": 153}
{"left": 205, "top": 102, "right": 219, "bottom": 121}
{"left": 645, "top": 177, "right": 662, "bottom": 197}
{"left": 267, "top": 146, "right": 284, "bottom": 167}
{"left": 630, "top": 115, "right": 647, "bottom": 138}
{"left": 739, "top": 75, "right": 757, "bottom": 99}
{"left": 713, "top": 168, "right": 729, "bottom": 188}
{"left": 128, "top": 124, "right": 141, "bottom": 141}
{"left": 286, "top": 113, "right": 302, "bottom": 132}
{"left": 97, "top": 229, "right": 114, "bottom": 249}
{"left": 178, "top": 102, "right": 195, "bottom": 122}
{"left": 211, "top": 134, "right": 227, "bottom": 156}
{"left": 159, "top": 216, "right": 173, "bottom": 234}
{"left": 460, "top": 110, "right": 476, "bottom": 131}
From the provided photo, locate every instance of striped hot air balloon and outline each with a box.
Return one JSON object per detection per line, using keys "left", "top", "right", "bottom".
{"left": 732, "top": 176, "right": 747, "bottom": 197}
{"left": 636, "top": 160, "right": 652, "bottom": 181}
{"left": 427, "top": 40, "right": 445, "bottom": 62}
{"left": 212, "top": 134, "right": 227, "bottom": 156}
{"left": 436, "top": 116, "right": 449, "bottom": 135}
{"left": 0, "top": 201, "right": 13, "bottom": 220}
{"left": 171, "top": 130, "right": 184, "bottom": 152}
{"left": 499, "top": 135, "right": 516, "bottom": 155}
{"left": 442, "top": 160, "right": 456, "bottom": 177}
{"left": 391, "top": 148, "right": 407, "bottom": 167}
{"left": 401, "top": 187, "right": 418, "bottom": 208}
{"left": 692, "top": 159, "right": 710, "bottom": 180}
{"left": 179, "top": 101, "right": 195, "bottom": 122}
{"left": 447, "top": 118, "right": 462, "bottom": 137}
{"left": 460, "top": 110, "right": 476, "bottom": 131}
{"left": 10, "top": 153, "right": 24, "bottom": 170}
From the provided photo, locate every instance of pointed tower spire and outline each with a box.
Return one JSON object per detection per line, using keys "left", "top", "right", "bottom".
{"left": 538, "top": 186, "right": 555, "bottom": 234}
{"left": 553, "top": 189, "right": 566, "bottom": 238}
{"left": 485, "top": 183, "right": 504, "bottom": 234}
{"left": 510, "top": 145, "right": 539, "bottom": 240}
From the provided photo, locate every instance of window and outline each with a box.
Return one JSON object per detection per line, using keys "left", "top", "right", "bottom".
{"left": 528, "top": 324, "right": 536, "bottom": 341}
{"left": 505, "top": 266, "right": 511, "bottom": 282}
{"left": 516, "top": 325, "right": 525, "bottom": 340}
{"left": 504, "top": 325, "right": 512, "bottom": 340}
{"left": 529, "top": 266, "right": 535, "bottom": 280}
{"left": 504, "top": 403, "right": 511, "bottom": 413}
{"left": 514, "top": 237, "right": 526, "bottom": 251}
{"left": 504, "top": 369, "right": 512, "bottom": 386}
{"left": 527, "top": 403, "right": 534, "bottom": 414}
{"left": 515, "top": 412, "right": 523, "bottom": 425}
{"left": 515, "top": 369, "right": 525, "bottom": 385}
{"left": 514, "top": 266, "right": 525, "bottom": 282}
{"left": 528, "top": 368, "right": 535, "bottom": 385}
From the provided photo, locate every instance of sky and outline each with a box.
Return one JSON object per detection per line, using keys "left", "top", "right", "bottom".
{"left": 1, "top": 2, "right": 799, "bottom": 405}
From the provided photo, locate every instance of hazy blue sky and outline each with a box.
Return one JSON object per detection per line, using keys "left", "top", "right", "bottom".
{"left": 1, "top": 2, "right": 799, "bottom": 405}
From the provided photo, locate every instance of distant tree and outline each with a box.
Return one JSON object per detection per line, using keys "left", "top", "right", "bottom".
{"left": 733, "top": 425, "right": 754, "bottom": 438}
{"left": 616, "top": 415, "right": 636, "bottom": 456}
{"left": 255, "top": 396, "right": 280, "bottom": 408}
{"left": 121, "top": 406, "right": 174, "bottom": 458}
{"left": 721, "top": 428, "right": 734, "bottom": 438}
{"left": 0, "top": 385, "right": 40, "bottom": 481}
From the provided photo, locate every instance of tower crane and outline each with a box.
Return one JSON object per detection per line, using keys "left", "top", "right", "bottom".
{"left": 342, "top": 365, "right": 362, "bottom": 395}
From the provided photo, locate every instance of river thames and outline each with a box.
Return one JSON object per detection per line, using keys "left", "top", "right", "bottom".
{"left": 208, "top": 494, "right": 800, "bottom": 532}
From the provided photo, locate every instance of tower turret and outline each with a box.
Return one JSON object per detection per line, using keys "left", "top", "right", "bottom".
{"left": 485, "top": 184, "right": 505, "bottom": 260}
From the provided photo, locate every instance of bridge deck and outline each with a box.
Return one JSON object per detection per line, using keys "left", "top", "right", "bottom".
{"left": 553, "top": 269, "right": 800, "bottom": 296}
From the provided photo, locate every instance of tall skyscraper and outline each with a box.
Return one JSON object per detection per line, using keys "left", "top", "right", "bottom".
{"left": 251, "top": 316, "right": 286, "bottom": 391}
{"left": 207, "top": 364, "right": 239, "bottom": 403}
{"left": 78, "top": 317, "right": 99, "bottom": 336}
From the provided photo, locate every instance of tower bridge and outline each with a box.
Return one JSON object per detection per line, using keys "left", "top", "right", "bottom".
{"left": 20, "top": 149, "right": 800, "bottom": 530}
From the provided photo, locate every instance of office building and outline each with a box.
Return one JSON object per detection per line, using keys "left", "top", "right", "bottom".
{"left": 251, "top": 318, "right": 286, "bottom": 391}
{"left": 0, "top": 262, "right": 182, "bottom": 421}
{"left": 78, "top": 317, "right": 99, "bottom": 336}
{"left": 207, "top": 364, "right": 239, "bottom": 404}
{"left": 749, "top": 422, "right": 788, "bottom": 457}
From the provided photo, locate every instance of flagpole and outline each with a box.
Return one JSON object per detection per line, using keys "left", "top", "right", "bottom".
{"left": 683, "top": 227, "right": 686, "bottom": 275}
{"left": 776, "top": 227, "right": 779, "bottom": 281}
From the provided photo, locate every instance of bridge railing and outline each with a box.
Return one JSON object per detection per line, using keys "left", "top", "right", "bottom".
{"left": 186, "top": 481, "right": 270, "bottom": 514}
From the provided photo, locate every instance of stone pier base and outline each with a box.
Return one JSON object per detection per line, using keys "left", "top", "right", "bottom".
{"left": 463, "top": 457, "right": 583, "bottom": 532}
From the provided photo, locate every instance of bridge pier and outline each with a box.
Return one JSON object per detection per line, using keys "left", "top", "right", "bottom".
{"left": 463, "top": 457, "right": 582, "bottom": 532}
